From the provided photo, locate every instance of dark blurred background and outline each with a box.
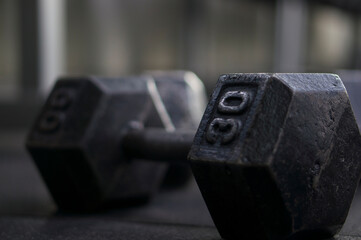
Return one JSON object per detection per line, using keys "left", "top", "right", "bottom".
{"left": 1, "top": 0, "right": 361, "bottom": 215}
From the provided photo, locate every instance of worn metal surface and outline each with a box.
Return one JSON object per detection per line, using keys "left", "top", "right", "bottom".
{"left": 189, "top": 73, "right": 361, "bottom": 240}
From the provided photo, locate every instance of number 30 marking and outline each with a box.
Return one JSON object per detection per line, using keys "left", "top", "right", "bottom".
{"left": 218, "top": 91, "right": 250, "bottom": 114}
{"left": 206, "top": 118, "right": 241, "bottom": 144}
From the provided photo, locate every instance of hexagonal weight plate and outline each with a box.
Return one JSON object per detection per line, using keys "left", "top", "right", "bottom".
{"left": 189, "top": 73, "right": 361, "bottom": 240}
{"left": 27, "top": 77, "right": 166, "bottom": 211}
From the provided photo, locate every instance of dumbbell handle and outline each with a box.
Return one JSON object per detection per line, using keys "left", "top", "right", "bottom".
{"left": 122, "top": 128, "right": 194, "bottom": 162}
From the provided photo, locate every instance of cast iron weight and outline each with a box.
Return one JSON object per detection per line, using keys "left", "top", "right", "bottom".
{"left": 123, "top": 73, "right": 361, "bottom": 240}
{"left": 27, "top": 73, "right": 361, "bottom": 240}
{"left": 26, "top": 72, "right": 207, "bottom": 211}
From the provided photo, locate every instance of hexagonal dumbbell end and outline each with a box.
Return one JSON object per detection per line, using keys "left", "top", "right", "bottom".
{"left": 26, "top": 76, "right": 166, "bottom": 211}
{"left": 189, "top": 73, "right": 361, "bottom": 240}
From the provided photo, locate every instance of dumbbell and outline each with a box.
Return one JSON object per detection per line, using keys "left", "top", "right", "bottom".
{"left": 27, "top": 73, "right": 361, "bottom": 240}
{"left": 26, "top": 71, "right": 207, "bottom": 210}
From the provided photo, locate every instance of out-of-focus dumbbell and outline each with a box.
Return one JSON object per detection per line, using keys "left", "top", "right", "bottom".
{"left": 26, "top": 71, "right": 206, "bottom": 210}
{"left": 146, "top": 71, "right": 207, "bottom": 188}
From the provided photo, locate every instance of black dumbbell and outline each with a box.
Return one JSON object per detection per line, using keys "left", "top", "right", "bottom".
{"left": 26, "top": 72, "right": 206, "bottom": 210}
{"left": 27, "top": 73, "right": 361, "bottom": 240}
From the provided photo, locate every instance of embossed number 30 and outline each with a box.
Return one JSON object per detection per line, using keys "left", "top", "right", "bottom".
{"left": 206, "top": 90, "right": 249, "bottom": 144}
{"left": 218, "top": 90, "right": 250, "bottom": 114}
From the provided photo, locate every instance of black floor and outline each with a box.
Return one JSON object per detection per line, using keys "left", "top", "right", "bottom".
{"left": 0, "top": 150, "right": 361, "bottom": 239}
